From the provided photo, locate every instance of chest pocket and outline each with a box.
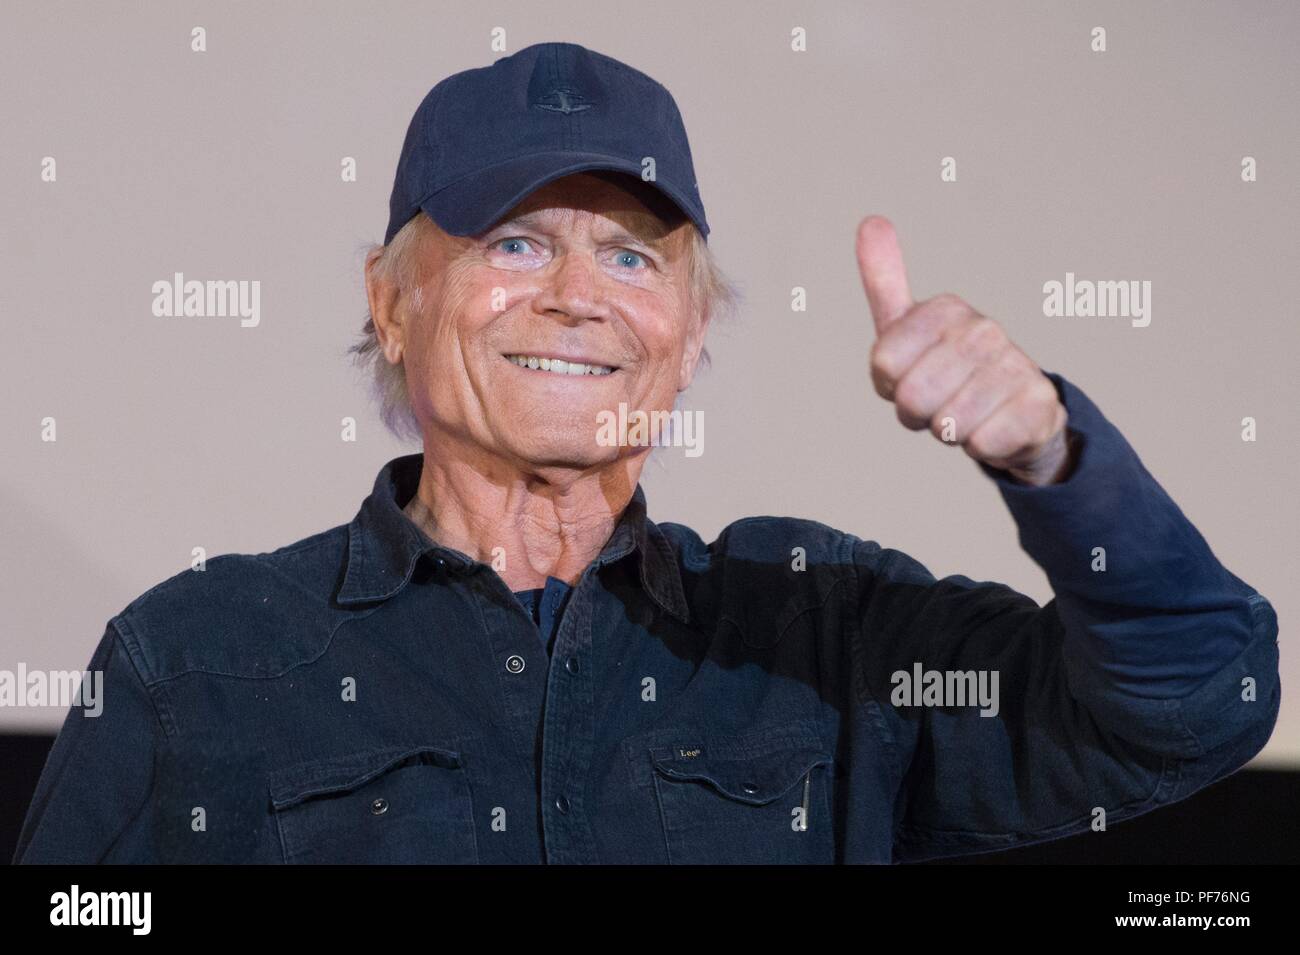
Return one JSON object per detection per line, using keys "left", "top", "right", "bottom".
{"left": 269, "top": 745, "right": 478, "bottom": 864}
{"left": 647, "top": 727, "right": 836, "bottom": 864}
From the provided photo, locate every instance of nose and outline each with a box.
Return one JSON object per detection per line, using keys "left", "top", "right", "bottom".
{"left": 533, "top": 249, "right": 607, "bottom": 324}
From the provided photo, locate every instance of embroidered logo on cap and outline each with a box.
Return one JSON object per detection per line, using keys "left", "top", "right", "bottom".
{"left": 532, "top": 85, "right": 593, "bottom": 114}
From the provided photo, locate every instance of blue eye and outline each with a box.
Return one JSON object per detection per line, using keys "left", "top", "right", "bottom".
{"left": 614, "top": 250, "right": 646, "bottom": 269}
{"left": 496, "top": 237, "right": 534, "bottom": 254}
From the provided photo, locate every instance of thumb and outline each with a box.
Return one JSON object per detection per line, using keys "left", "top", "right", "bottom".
{"left": 856, "top": 216, "right": 913, "bottom": 333}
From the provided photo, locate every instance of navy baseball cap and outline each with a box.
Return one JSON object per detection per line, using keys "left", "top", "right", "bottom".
{"left": 384, "top": 42, "right": 710, "bottom": 245}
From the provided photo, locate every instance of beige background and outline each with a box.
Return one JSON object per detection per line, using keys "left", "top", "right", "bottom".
{"left": 2, "top": 1, "right": 1295, "bottom": 767}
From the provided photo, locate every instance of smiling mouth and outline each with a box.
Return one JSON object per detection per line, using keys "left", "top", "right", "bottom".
{"left": 503, "top": 354, "right": 618, "bottom": 377}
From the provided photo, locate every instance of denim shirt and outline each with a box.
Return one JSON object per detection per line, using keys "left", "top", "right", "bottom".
{"left": 14, "top": 372, "right": 1281, "bottom": 864}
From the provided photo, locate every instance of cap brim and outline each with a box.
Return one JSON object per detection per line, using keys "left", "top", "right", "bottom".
{"left": 417, "top": 151, "right": 709, "bottom": 239}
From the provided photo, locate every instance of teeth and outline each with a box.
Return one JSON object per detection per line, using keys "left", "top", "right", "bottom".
{"left": 506, "top": 355, "right": 615, "bottom": 376}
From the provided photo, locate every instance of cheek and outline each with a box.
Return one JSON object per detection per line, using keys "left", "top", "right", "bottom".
{"left": 405, "top": 317, "right": 451, "bottom": 390}
{"left": 639, "top": 311, "right": 693, "bottom": 390}
{"left": 627, "top": 296, "right": 689, "bottom": 361}
{"left": 405, "top": 298, "right": 493, "bottom": 410}
{"left": 421, "top": 277, "right": 496, "bottom": 366}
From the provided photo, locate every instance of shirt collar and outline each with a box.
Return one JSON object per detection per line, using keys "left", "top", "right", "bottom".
{"left": 337, "top": 452, "right": 689, "bottom": 623}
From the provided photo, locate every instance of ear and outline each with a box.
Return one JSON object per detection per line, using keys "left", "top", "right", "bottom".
{"left": 677, "top": 297, "right": 713, "bottom": 392}
{"left": 364, "top": 249, "right": 405, "bottom": 365}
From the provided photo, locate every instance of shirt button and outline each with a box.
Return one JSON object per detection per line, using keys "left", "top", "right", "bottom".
{"left": 555, "top": 795, "right": 570, "bottom": 814}
{"left": 371, "top": 797, "right": 389, "bottom": 815}
{"left": 565, "top": 656, "right": 580, "bottom": 674}
{"left": 505, "top": 654, "right": 526, "bottom": 674}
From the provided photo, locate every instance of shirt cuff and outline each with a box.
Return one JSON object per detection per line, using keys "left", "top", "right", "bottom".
{"left": 975, "top": 369, "right": 1244, "bottom": 602}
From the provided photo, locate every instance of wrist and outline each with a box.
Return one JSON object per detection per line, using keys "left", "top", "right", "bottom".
{"left": 1006, "top": 428, "right": 1079, "bottom": 487}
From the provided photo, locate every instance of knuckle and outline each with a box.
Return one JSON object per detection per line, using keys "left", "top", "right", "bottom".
{"left": 893, "top": 376, "right": 923, "bottom": 413}
{"left": 965, "top": 427, "right": 997, "bottom": 461}
{"left": 1013, "top": 405, "right": 1047, "bottom": 451}
{"left": 1005, "top": 417, "right": 1034, "bottom": 452}
{"left": 956, "top": 316, "right": 1006, "bottom": 362}
{"left": 939, "top": 394, "right": 972, "bottom": 437}
{"left": 996, "top": 344, "right": 1028, "bottom": 377}
{"left": 869, "top": 342, "right": 901, "bottom": 386}
{"left": 1030, "top": 374, "right": 1059, "bottom": 407}
{"left": 931, "top": 411, "right": 960, "bottom": 443}
{"left": 929, "top": 292, "right": 967, "bottom": 311}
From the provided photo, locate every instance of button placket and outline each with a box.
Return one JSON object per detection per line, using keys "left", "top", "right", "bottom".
{"left": 539, "top": 567, "right": 601, "bottom": 863}
{"left": 470, "top": 576, "right": 549, "bottom": 768}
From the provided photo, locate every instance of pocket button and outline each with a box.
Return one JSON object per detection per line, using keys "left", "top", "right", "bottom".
{"left": 270, "top": 746, "right": 479, "bottom": 864}
{"left": 645, "top": 731, "right": 835, "bottom": 864}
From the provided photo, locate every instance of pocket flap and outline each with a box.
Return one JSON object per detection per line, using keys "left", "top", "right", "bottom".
{"left": 269, "top": 745, "right": 463, "bottom": 810}
{"left": 650, "top": 738, "right": 830, "bottom": 805}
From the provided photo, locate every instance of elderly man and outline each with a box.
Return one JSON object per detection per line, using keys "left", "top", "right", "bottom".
{"left": 16, "top": 42, "right": 1279, "bottom": 865}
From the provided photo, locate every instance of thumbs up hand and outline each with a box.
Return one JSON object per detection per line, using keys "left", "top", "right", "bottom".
{"left": 856, "top": 216, "right": 1074, "bottom": 486}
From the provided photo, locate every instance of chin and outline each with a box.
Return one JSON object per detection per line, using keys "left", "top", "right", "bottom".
{"left": 494, "top": 419, "right": 609, "bottom": 467}
{"left": 513, "top": 442, "right": 622, "bottom": 471}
